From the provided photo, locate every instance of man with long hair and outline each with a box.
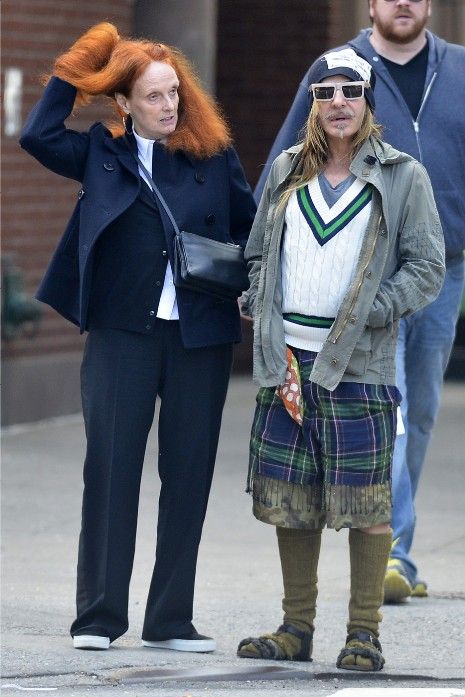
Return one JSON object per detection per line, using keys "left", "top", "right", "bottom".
{"left": 254, "top": 0, "right": 465, "bottom": 604}
{"left": 237, "top": 48, "right": 444, "bottom": 671}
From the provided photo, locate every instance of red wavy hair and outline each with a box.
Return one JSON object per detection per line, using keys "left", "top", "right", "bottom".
{"left": 48, "top": 22, "right": 231, "bottom": 158}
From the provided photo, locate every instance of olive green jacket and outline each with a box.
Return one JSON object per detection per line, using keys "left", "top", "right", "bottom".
{"left": 241, "top": 137, "right": 445, "bottom": 390}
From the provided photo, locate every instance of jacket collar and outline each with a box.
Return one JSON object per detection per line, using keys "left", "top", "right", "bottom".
{"left": 350, "top": 138, "right": 413, "bottom": 229}
{"left": 350, "top": 138, "right": 411, "bottom": 208}
{"left": 103, "top": 130, "right": 198, "bottom": 173}
{"left": 101, "top": 131, "right": 139, "bottom": 179}
{"left": 352, "top": 137, "right": 411, "bottom": 170}
{"left": 278, "top": 138, "right": 411, "bottom": 217}
{"left": 280, "top": 143, "right": 304, "bottom": 177}
{"left": 104, "top": 129, "right": 198, "bottom": 167}
{"left": 275, "top": 138, "right": 413, "bottom": 242}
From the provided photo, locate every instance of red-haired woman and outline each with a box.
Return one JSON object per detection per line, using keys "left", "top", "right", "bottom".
{"left": 20, "top": 23, "right": 256, "bottom": 652}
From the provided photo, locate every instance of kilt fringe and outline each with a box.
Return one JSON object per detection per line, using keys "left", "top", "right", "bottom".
{"left": 323, "top": 481, "right": 392, "bottom": 516}
{"left": 249, "top": 474, "right": 322, "bottom": 512}
{"left": 249, "top": 474, "right": 391, "bottom": 516}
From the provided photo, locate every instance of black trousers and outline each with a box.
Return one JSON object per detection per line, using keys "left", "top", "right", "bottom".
{"left": 70, "top": 322, "right": 232, "bottom": 642}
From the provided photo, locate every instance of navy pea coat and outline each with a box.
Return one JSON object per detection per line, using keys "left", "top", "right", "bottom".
{"left": 20, "top": 77, "right": 256, "bottom": 348}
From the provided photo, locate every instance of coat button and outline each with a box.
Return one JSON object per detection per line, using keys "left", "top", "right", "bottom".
{"left": 103, "top": 162, "right": 115, "bottom": 171}
{"left": 149, "top": 310, "right": 155, "bottom": 316}
{"left": 194, "top": 172, "right": 205, "bottom": 183}
{"left": 77, "top": 188, "right": 85, "bottom": 199}
{"left": 155, "top": 281, "right": 162, "bottom": 286}
{"left": 205, "top": 214, "right": 215, "bottom": 225}
{"left": 366, "top": 270, "right": 372, "bottom": 278}
{"left": 331, "top": 357, "right": 338, "bottom": 366}
{"left": 162, "top": 250, "right": 167, "bottom": 256}
{"left": 349, "top": 315, "right": 357, "bottom": 324}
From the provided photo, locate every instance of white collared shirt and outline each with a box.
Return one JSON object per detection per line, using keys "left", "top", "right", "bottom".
{"left": 133, "top": 130, "right": 179, "bottom": 320}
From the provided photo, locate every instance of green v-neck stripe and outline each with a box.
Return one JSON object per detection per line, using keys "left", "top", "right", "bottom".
{"left": 297, "top": 183, "right": 372, "bottom": 246}
{"left": 283, "top": 312, "right": 335, "bottom": 328}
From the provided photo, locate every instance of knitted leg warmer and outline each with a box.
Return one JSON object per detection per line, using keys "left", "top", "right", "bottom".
{"left": 338, "top": 529, "right": 392, "bottom": 671}
{"left": 347, "top": 529, "right": 392, "bottom": 636}
{"left": 277, "top": 526, "right": 322, "bottom": 634}
{"left": 237, "top": 526, "right": 321, "bottom": 661}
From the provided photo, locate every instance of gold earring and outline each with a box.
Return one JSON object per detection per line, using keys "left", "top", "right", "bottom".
{"left": 122, "top": 114, "right": 133, "bottom": 135}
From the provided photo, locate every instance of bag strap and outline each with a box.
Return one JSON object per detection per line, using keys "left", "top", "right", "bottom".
{"left": 124, "top": 135, "right": 180, "bottom": 235}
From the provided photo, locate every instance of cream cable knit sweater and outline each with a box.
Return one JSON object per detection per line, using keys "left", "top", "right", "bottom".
{"left": 282, "top": 177, "right": 372, "bottom": 352}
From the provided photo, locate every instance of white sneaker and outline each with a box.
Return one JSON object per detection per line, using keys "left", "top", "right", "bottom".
{"left": 73, "top": 634, "right": 110, "bottom": 650}
{"left": 143, "top": 631, "right": 216, "bottom": 653}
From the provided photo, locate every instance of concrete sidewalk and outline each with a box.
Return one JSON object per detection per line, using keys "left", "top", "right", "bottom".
{"left": 1, "top": 376, "right": 465, "bottom": 696}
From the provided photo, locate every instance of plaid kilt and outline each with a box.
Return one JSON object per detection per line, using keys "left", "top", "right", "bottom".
{"left": 248, "top": 348, "right": 401, "bottom": 529}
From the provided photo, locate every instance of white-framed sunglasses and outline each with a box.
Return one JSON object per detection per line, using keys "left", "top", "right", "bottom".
{"left": 311, "top": 81, "right": 368, "bottom": 101}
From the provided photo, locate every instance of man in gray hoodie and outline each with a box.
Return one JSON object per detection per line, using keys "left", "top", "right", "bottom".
{"left": 254, "top": 0, "right": 465, "bottom": 605}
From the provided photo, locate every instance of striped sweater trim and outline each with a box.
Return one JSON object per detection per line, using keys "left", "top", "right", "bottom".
{"left": 283, "top": 312, "right": 335, "bottom": 329}
{"left": 297, "top": 182, "right": 372, "bottom": 246}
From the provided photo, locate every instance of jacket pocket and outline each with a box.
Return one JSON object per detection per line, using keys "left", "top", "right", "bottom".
{"left": 57, "top": 205, "right": 80, "bottom": 259}
{"left": 345, "top": 329, "right": 371, "bottom": 377}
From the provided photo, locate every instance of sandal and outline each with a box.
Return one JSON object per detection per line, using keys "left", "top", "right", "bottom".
{"left": 336, "top": 630, "right": 385, "bottom": 672}
{"left": 237, "top": 623, "right": 313, "bottom": 662}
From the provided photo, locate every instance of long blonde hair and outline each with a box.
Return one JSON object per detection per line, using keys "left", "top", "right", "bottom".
{"left": 277, "top": 101, "right": 382, "bottom": 210}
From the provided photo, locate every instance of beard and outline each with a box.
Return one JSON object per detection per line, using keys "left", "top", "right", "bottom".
{"left": 372, "top": 9, "right": 429, "bottom": 44}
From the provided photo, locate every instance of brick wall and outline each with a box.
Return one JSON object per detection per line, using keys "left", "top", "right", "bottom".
{"left": 216, "top": 0, "right": 332, "bottom": 188}
{"left": 1, "top": 0, "right": 133, "bottom": 361}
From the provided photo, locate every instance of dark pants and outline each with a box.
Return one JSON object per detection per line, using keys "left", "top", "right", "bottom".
{"left": 70, "top": 322, "right": 232, "bottom": 642}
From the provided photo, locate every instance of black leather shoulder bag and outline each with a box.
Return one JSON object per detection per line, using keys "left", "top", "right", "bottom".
{"left": 127, "top": 140, "right": 249, "bottom": 300}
